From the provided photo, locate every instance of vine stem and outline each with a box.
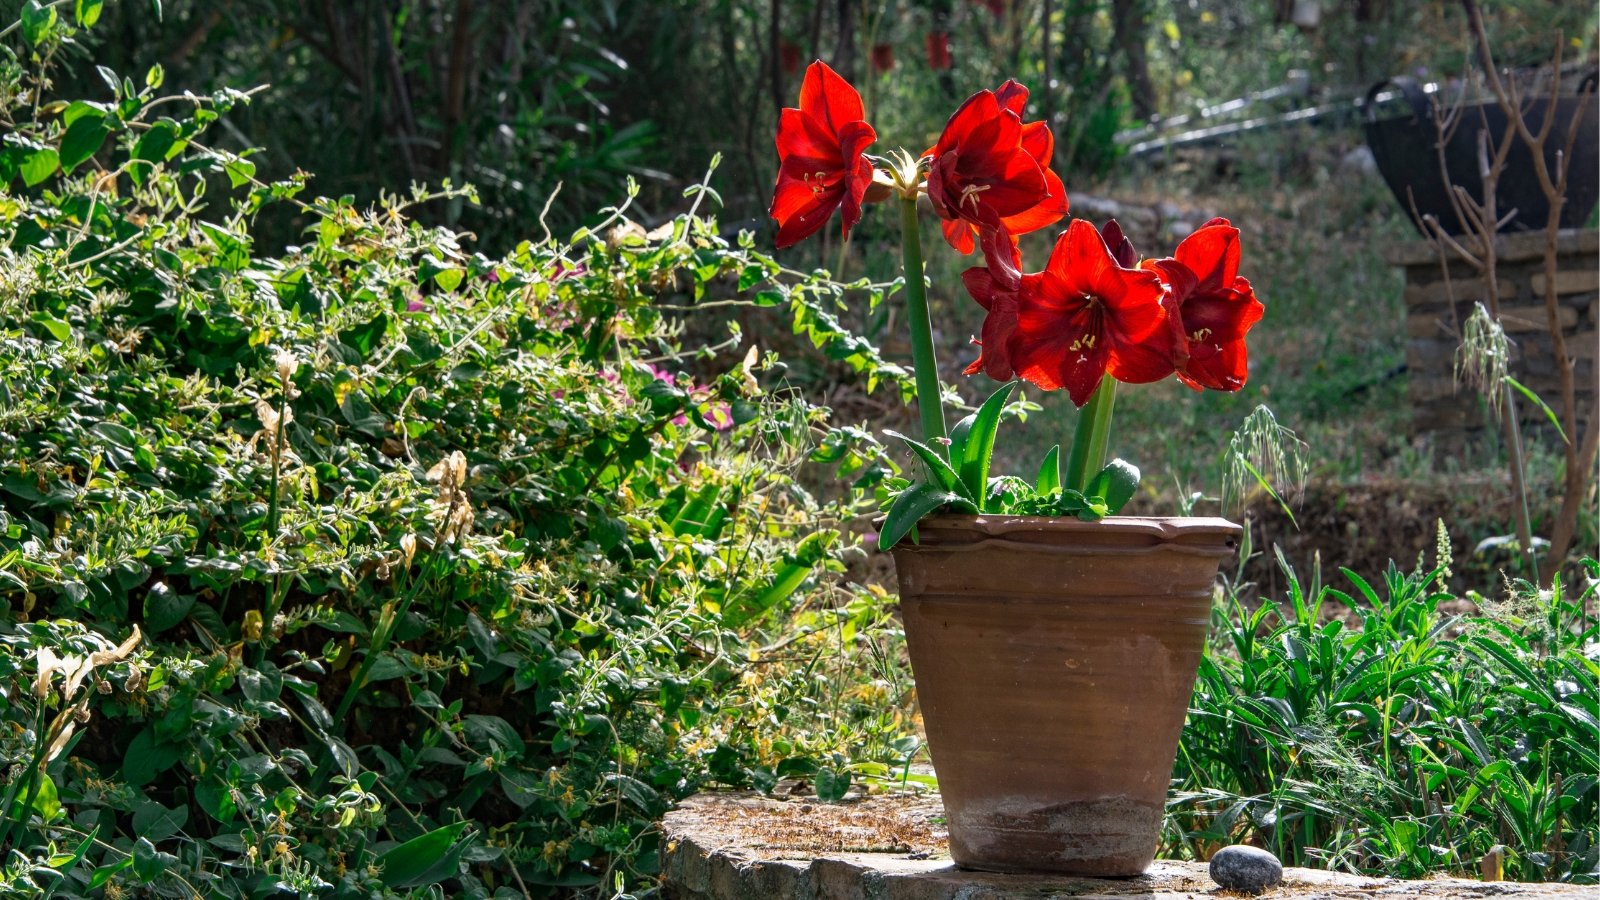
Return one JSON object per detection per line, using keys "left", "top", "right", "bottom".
{"left": 897, "top": 195, "right": 947, "bottom": 454}
{"left": 1064, "top": 374, "right": 1117, "bottom": 492}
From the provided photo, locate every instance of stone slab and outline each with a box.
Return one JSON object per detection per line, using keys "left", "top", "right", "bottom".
{"left": 1383, "top": 229, "right": 1599, "bottom": 267}
{"left": 1531, "top": 269, "right": 1600, "bottom": 297}
{"left": 661, "top": 792, "right": 1592, "bottom": 900}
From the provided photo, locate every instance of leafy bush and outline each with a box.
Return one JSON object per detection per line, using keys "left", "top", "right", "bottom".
{"left": 1169, "top": 552, "right": 1600, "bottom": 884}
{"left": 0, "top": 12, "right": 916, "bottom": 897}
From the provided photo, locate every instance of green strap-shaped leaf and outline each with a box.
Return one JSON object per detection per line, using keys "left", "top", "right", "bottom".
{"left": 947, "top": 413, "right": 974, "bottom": 467}
{"left": 1035, "top": 445, "right": 1060, "bottom": 495}
{"left": 378, "top": 821, "right": 471, "bottom": 888}
{"left": 885, "top": 430, "right": 966, "bottom": 499}
{"left": 1504, "top": 376, "right": 1569, "bottom": 445}
{"left": 957, "top": 381, "right": 1017, "bottom": 512}
{"left": 725, "top": 531, "right": 831, "bottom": 627}
{"left": 879, "top": 481, "right": 975, "bottom": 550}
{"left": 1084, "top": 458, "right": 1139, "bottom": 515}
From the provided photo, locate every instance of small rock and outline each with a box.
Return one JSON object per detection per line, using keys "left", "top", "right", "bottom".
{"left": 1339, "top": 145, "right": 1378, "bottom": 176}
{"left": 1209, "top": 845, "right": 1283, "bottom": 895}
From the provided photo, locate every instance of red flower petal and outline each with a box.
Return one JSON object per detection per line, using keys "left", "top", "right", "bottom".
{"left": 977, "top": 224, "right": 1023, "bottom": 289}
{"left": 998, "top": 167, "right": 1068, "bottom": 235}
{"left": 941, "top": 216, "right": 975, "bottom": 255}
{"left": 960, "top": 266, "right": 1020, "bottom": 380}
{"left": 1100, "top": 219, "right": 1137, "bottom": 268}
{"left": 1018, "top": 120, "right": 1052, "bottom": 165}
{"left": 933, "top": 91, "right": 1005, "bottom": 159}
{"left": 1010, "top": 280, "right": 1113, "bottom": 405}
{"left": 1173, "top": 219, "right": 1239, "bottom": 295}
{"left": 1176, "top": 339, "right": 1250, "bottom": 392}
{"left": 798, "top": 60, "right": 865, "bottom": 132}
{"left": 1046, "top": 219, "right": 1115, "bottom": 297}
{"left": 994, "top": 79, "right": 1029, "bottom": 116}
{"left": 836, "top": 121, "right": 877, "bottom": 235}
{"left": 771, "top": 172, "right": 845, "bottom": 249}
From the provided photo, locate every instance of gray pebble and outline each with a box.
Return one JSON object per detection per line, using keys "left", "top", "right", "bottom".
{"left": 1209, "top": 845, "right": 1283, "bottom": 894}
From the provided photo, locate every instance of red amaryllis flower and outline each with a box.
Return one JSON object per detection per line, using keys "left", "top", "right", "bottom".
{"left": 1143, "top": 217, "right": 1264, "bottom": 392}
{"left": 960, "top": 239, "right": 1023, "bottom": 381}
{"left": 925, "top": 32, "right": 952, "bottom": 70}
{"left": 769, "top": 61, "right": 877, "bottom": 249}
{"left": 1009, "top": 219, "right": 1169, "bottom": 406}
{"left": 870, "top": 43, "right": 895, "bottom": 72}
{"left": 925, "top": 80, "right": 1068, "bottom": 258}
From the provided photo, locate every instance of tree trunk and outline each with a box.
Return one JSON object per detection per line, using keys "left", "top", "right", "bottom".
{"left": 770, "top": 0, "right": 784, "bottom": 112}
{"left": 1111, "top": 0, "right": 1157, "bottom": 121}
{"left": 833, "top": 0, "right": 858, "bottom": 81}
{"left": 931, "top": 0, "right": 955, "bottom": 98}
{"left": 1041, "top": 0, "right": 1055, "bottom": 149}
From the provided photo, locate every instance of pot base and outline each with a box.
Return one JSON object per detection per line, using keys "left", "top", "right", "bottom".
{"left": 947, "top": 794, "right": 1162, "bottom": 876}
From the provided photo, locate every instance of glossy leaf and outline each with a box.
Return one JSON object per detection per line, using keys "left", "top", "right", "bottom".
{"left": 59, "top": 113, "right": 108, "bottom": 173}
{"left": 1083, "top": 458, "right": 1138, "bottom": 515}
{"left": 1035, "top": 445, "right": 1060, "bottom": 495}
{"left": 956, "top": 380, "right": 1017, "bottom": 511}
{"left": 20, "top": 148, "right": 58, "bottom": 187}
{"left": 884, "top": 429, "right": 966, "bottom": 499}
{"left": 878, "top": 481, "right": 975, "bottom": 550}
{"left": 21, "top": 1, "right": 57, "bottom": 45}
{"left": 378, "top": 821, "right": 470, "bottom": 888}
{"left": 75, "top": 0, "right": 105, "bottom": 27}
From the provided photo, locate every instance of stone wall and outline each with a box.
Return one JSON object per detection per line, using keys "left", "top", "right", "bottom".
{"left": 1386, "top": 229, "right": 1596, "bottom": 441}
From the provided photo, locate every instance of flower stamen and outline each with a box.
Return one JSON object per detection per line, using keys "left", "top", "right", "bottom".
{"left": 959, "top": 182, "right": 991, "bottom": 211}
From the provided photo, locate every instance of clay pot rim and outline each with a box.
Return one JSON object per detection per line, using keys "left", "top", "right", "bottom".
{"left": 891, "top": 514, "right": 1243, "bottom": 559}
{"left": 916, "top": 514, "right": 1242, "bottom": 539}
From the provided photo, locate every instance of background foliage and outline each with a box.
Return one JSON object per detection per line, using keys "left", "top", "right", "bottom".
{"left": 0, "top": 7, "right": 921, "bottom": 895}
{"left": 52, "top": 0, "right": 1598, "bottom": 246}
{"left": 2, "top": 2, "right": 1597, "bottom": 897}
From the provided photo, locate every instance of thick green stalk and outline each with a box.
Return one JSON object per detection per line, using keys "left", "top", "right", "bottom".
{"left": 898, "top": 196, "right": 947, "bottom": 454}
{"left": 1064, "top": 374, "right": 1117, "bottom": 491}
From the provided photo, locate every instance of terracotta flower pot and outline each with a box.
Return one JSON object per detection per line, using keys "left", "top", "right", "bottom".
{"left": 890, "top": 515, "right": 1241, "bottom": 875}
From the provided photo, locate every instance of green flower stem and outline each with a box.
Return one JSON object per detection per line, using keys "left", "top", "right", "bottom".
{"left": 898, "top": 195, "right": 947, "bottom": 455}
{"left": 1064, "top": 374, "right": 1117, "bottom": 492}
{"left": 331, "top": 556, "right": 434, "bottom": 729}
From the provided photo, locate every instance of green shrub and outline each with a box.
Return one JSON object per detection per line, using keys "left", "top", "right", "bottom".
{"left": 0, "top": 12, "right": 915, "bottom": 897}
{"left": 1169, "top": 553, "right": 1600, "bottom": 883}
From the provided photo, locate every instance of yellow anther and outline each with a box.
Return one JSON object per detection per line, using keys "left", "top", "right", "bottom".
{"left": 959, "top": 182, "right": 991, "bottom": 210}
